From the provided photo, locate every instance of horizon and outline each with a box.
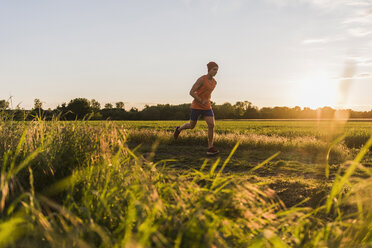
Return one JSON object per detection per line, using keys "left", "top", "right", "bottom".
{"left": 1, "top": 1, "right": 371, "bottom": 111}
{"left": 3, "top": 97, "right": 371, "bottom": 112}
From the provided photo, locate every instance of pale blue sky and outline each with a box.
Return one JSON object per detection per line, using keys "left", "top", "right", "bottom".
{"left": 1, "top": 0, "right": 371, "bottom": 110}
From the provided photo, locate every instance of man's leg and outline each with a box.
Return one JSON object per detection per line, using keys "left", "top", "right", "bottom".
{"left": 179, "top": 120, "right": 197, "bottom": 131}
{"left": 204, "top": 116, "right": 215, "bottom": 148}
{"left": 174, "top": 109, "right": 200, "bottom": 140}
{"left": 174, "top": 120, "right": 197, "bottom": 140}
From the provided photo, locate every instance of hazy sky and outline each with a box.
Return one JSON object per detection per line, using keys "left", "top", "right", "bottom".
{"left": 1, "top": 0, "right": 372, "bottom": 110}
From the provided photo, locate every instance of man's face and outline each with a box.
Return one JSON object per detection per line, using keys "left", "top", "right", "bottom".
{"left": 210, "top": 66, "right": 218, "bottom": 76}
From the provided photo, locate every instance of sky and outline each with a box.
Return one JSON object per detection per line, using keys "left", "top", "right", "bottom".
{"left": 1, "top": 0, "right": 372, "bottom": 111}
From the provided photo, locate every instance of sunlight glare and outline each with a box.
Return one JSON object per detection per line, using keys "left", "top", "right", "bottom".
{"left": 293, "top": 73, "right": 338, "bottom": 109}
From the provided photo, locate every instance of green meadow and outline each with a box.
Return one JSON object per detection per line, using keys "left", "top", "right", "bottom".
{"left": 1, "top": 118, "right": 371, "bottom": 247}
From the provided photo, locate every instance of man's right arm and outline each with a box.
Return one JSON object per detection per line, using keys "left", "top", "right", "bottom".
{"left": 189, "top": 77, "right": 207, "bottom": 105}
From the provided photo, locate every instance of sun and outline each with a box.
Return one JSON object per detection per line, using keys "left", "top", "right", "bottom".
{"left": 292, "top": 74, "right": 339, "bottom": 109}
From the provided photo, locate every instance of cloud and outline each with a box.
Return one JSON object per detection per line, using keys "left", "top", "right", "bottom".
{"left": 305, "top": 0, "right": 347, "bottom": 8}
{"left": 305, "top": 0, "right": 372, "bottom": 8}
{"left": 341, "top": 6, "right": 372, "bottom": 41}
{"left": 363, "top": 8, "right": 372, "bottom": 15}
{"left": 337, "top": 72, "right": 372, "bottom": 80}
{"left": 347, "top": 56, "right": 372, "bottom": 66}
{"left": 344, "top": 8, "right": 372, "bottom": 23}
{"left": 267, "top": 0, "right": 371, "bottom": 9}
{"left": 345, "top": 1, "right": 372, "bottom": 7}
{"left": 267, "top": 0, "right": 372, "bottom": 10}
{"left": 348, "top": 27, "right": 372, "bottom": 37}
{"left": 357, "top": 73, "right": 372, "bottom": 78}
{"left": 302, "top": 38, "right": 329, "bottom": 44}
{"left": 343, "top": 16, "right": 372, "bottom": 24}
{"left": 302, "top": 36, "right": 345, "bottom": 45}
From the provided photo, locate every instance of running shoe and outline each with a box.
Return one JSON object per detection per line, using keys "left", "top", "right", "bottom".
{"left": 207, "top": 146, "right": 219, "bottom": 155}
{"left": 174, "top": 126, "right": 181, "bottom": 140}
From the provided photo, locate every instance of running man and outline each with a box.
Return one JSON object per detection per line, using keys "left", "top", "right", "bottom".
{"left": 174, "top": 61, "right": 219, "bottom": 155}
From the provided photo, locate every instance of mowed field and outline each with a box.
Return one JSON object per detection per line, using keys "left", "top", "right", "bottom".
{"left": 1, "top": 119, "right": 372, "bottom": 247}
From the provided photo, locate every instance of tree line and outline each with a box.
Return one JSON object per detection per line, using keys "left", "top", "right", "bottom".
{"left": 0, "top": 98, "right": 371, "bottom": 120}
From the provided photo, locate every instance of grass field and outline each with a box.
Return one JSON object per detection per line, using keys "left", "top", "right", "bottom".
{"left": 0, "top": 118, "right": 371, "bottom": 247}
{"left": 124, "top": 120, "right": 372, "bottom": 207}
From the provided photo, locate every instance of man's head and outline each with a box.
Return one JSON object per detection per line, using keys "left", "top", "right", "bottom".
{"left": 207, "top": 61, "right": 218, "bottom": 76}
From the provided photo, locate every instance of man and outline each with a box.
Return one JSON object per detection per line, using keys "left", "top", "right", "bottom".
{"left": 174, "top": 61, "right": 219, "bottom": 155}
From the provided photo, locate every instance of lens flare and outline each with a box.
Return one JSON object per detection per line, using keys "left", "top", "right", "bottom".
{"left": 293, "top": 72, "right": 338, "bottom": 109}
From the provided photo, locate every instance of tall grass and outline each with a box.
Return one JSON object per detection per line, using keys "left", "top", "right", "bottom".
{"left": 0, "top": 117, "right": 371, "bottom": 247}
{"left": 127, "top": 129, "right": 350, "bottom": 163}
{"left": 120, "top": 120, "right": 372, "bottom": 144}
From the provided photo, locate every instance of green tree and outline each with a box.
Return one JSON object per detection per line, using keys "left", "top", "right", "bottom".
{"left": 104, "top": 103, "right": 113, "bottom": 109}
{"left": 214, "top": 102, "right": 235, "bottom": 119}
{"left": 34, "top": 98, "right": 43, "bottom": 110}
{"left": 91, "top": 99, "right": 101, "bottom": 111}
{"left": 319, "top": 106, "right": 335, "bottom": 119}
{"left": 0, "top": 100, "right": 9, "bottom": 110}
{"left": 66, "top": 98, "right": 92, "bottom": 119}
{"left": 130, "top": 107, "right": 138, "bottom": 112}
{"left": 115, "top": 101, "right": 125, "bottom": 109}
{"left": 234, "top": 101, "right": 253, "bottom": 117}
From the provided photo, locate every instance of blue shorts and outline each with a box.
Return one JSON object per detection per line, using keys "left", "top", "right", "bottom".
{"left": 190, "top": 108, "right": 214, "bottom": 121}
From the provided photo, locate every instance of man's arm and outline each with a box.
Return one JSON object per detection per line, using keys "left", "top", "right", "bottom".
{"left": 189, "top": 77, "right": 208, "bottom": 105}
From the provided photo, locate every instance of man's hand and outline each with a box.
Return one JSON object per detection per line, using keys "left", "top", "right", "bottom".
{"left": 201, "top": 100, "right": 208, "bottom": 105}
